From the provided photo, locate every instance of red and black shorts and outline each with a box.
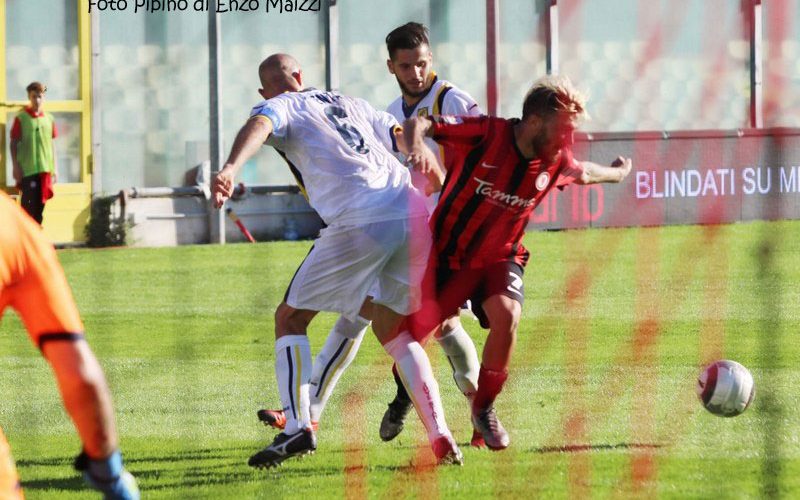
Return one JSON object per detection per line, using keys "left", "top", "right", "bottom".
{"left": 409, "top": 259, "right": 524, "bottom": 340}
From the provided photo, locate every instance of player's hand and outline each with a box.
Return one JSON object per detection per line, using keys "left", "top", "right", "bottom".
{"left": 212, "top": 167, "right": 235, "bottom": 209}
{"left": 424, "top": 179, "right": 441, "bottom": 196}
{"left": 75, "top": 450, "right": 140, "bottom": 500}
{"left": 405, "top": 147, "right": 439, "bottom": 176}
{"left": 611, "top": 156, "right": 632, "bottom": 181}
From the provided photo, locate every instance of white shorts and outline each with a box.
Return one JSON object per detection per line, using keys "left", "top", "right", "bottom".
{"left": 284, "top": 216, "right": 431, "bottom": 321}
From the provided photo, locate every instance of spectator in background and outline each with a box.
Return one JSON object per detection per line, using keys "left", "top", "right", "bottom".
{"left": 10, "top": 81, "right": 58, "bottom": 225}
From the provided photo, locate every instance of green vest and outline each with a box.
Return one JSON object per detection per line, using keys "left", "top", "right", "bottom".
{"left": 15, "top": 110, "right": 55, "bottom": 177}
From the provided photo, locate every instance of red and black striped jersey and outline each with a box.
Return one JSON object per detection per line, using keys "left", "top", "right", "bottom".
{"left": 429, "top": 115, "right": 583, "bottom": 269}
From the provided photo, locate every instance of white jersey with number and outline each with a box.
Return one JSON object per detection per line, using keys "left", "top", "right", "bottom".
{"left": 386, "top": 75, "right": 483, "bottom": 211}
{"left": 250, "top": 89, "right": 426, "bottom": 227}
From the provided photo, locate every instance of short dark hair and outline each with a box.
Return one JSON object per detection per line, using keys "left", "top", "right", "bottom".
{"left": 26, "top": 81, "right": 47, "bottom": 94}
{"left": 385, "top": 22, "right": 430, "bottom": 59}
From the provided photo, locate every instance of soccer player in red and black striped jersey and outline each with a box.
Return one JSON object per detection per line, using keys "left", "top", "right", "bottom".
{"left": 402, "top": 75, "right": 633, "bottom": 449}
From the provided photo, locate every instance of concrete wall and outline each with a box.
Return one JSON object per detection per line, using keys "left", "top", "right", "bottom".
{"left": 118, "top": 188, "right": 324, "bottom": 247}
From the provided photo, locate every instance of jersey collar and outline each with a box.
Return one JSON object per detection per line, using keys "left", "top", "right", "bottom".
{"left": 24, "top": 106, "right": 45, "bottom": 118}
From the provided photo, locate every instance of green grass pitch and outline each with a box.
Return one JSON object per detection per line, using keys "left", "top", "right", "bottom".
{"left": 1, "top": 221, "right": 798, "bottom": 498}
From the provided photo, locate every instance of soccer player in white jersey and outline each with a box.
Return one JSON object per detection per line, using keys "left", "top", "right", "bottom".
{"left": 380, "top": 21, "right": 485, "bottom": 446}
{"left": 212, "top": 53, "right": 463, "bottom": 468}
{"left": 256, "top": 23, "right": 488, "bottom": 448}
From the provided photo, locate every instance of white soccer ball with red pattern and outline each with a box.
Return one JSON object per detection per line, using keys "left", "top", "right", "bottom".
{"left": 696, "top": 360, "right": 755, "bottom": 417}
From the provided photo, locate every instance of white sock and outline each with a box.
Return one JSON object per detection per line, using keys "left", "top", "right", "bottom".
{"left": 436, "top": 324, "right": 480, "bottom": 399}
{"left": 274, "top": 335, "right": 312, "bottom": 434}
{"left": 309, "top": 315, "right": 369, "bottom": 422}
{"left": 383, "top": 331, "right": 452, "bottom": 442}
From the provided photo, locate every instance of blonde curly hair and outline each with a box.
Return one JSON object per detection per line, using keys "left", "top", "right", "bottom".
{"left": 522, "top": 75, "right": 588, "bottom": 121}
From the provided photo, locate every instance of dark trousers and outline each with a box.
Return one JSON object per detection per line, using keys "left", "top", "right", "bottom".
{"left": 20, "top": 174, "right": 45, "bottom": 224}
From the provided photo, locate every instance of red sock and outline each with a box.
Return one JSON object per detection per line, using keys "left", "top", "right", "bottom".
{"left": 472, "top": 365, "right": 508, "bottom": 412}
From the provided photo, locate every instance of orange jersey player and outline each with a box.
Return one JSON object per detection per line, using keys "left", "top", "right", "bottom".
{"left": 0, "top": 192, "right": 139, "bottom": 500}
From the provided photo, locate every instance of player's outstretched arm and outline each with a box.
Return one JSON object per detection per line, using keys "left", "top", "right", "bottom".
{"left": 403, "top": 117, "right": 444, "bottom": 193}
{"left": 577, "top": 156, "right": 632, "bottom": 184}
{"left": 43, "top": 340, "right": 139, "bottom": 499}
{"left": 212, "top": 116, "right": 273, "bottom": 208}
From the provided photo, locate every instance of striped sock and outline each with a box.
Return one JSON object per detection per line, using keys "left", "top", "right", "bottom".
{"left": 309, "top": 315, "right": 369, "bottom": 422}
{"left": 274, "top": 335, "right": 312, "bottom": 434}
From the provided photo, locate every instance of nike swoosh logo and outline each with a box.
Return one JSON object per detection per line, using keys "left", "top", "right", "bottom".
{"left": 481, "top": 162, "right": 498, "bottom": 169}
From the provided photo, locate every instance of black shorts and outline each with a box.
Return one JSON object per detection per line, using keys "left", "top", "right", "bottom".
{"left": 20, "top": 175, "right": 45, "bottom": 224}
{"left": 410, "top": 260, "right": 525, "bottom": 338}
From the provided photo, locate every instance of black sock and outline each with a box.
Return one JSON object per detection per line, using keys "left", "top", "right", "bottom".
{"left": 391, "top": 363, "right": 411, "bottom": 403}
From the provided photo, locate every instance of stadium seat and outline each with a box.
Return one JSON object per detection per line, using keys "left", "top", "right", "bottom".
{"left": 463, "top": 43, "right": 484, "bottom": 65}
{"left": 292, "top": 44, "right": 319, "bottom": 66}
{"left": 46, "top": 69, "right": 78, "bottom": 98}
{"left": 230, "top": 44, "right": 258, "bottom": 67}
{"left": 728, "top": 40, "right": 749, "bottom": 61}
{"left": 137, "top": 45, "right": 162, "bottom": 66}
{"left": 602, "top": 41, "right": 623, "bottom": 60}
{"left": 103, "top": 45, "right": 133, "bottom": 67}
{"left": 40, "top": 45, "right": 69, "bottom": 67}
{"left": 115, "top": 67, "right": 145, "bottom": 88}
{"left": 155, "top": 86, "right": 179, "bottom": 109}
{"left": 361, "top": 62, "right": 385, "bottom": 85}
{"left": 146, "top": 65, "right": 170, "bottom": 89}
{"left": 7, "top": 46, "right": 36, "bottom": 66}
{"left": 434, "top": 42, "right": 457, "bottom": 62}
{"left": 576, "top": 41, "right": 597, "bottom": 61}
{"left": 519, "top": 42, "right": 545, "bottom": 64}
{"left": 347, "top": 43, "right": 375, "bottom": 65}
{"left": 782, "top": 40, "right": 799, "bottom": 59}
{"left": 146, "top": 131, "right": 168, "bottom": 155}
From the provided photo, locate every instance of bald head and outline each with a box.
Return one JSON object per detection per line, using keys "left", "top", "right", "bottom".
{"left": 258, "top": 53, "right": 303, "bottom": 99}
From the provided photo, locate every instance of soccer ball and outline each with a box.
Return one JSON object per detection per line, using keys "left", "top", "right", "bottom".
{"left": 696, "top": 360, "right": 755, "bottom": 417}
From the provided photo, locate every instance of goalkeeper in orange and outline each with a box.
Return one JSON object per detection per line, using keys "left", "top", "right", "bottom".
{"left": 0, "top": 191, "right": 138, "bottom": 499}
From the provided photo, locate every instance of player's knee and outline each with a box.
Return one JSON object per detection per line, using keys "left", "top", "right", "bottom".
{"left": 274, "top": 302, "right": 312, "bottom": 335}
{"left": 439, "top": 315, "right": 461, "bottom": 336}
{"left": 484, "top": 298, "right": 520, "bottom": 336}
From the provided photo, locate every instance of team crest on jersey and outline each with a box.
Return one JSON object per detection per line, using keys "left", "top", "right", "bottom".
{"left": 417, "top": 108, "right": 429, "bottom": 117}
{"left": 535, "top": 172, "right": 551, "bottom": 191}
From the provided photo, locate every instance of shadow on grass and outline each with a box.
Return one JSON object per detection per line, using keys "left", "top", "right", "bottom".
{"left": 530, "top": 442, "right": 664, "bottom": 454}
{"left": 19, "top": 446, "right": 268, "bottom": 493}
{"left": 16, "top": 457, "right": 73, "bottom": 468}
{"left": 20, "top": 476, "right": 86, "bottom": 492}
{"left": 20, "top": 443, "right": 445, "bottom": 492}
{"left": 126, "top": 446, "right": 252, "bottom": 464}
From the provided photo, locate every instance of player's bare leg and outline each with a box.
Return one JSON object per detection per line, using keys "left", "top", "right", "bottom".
{"left": 372, "top": 303, "right": 463, "bottom": 465}
{"left": 249, "top": 303, "right": 318, "bottom": 468}
{"left": 470, "top": 294, "right": 520, "bottom": 450}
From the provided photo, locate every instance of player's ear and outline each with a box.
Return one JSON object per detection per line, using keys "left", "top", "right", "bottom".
{"left": 386, "top": 59, "right": 395, "bottom": 75}
{"left": 524, "top": 114, "right": 543, "bottom": 133}
{"left": 258, "top": 88, "right": 269, "bottom": 100}
{"left": 293, "top": 70, "right": 303, "bottom": 87}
